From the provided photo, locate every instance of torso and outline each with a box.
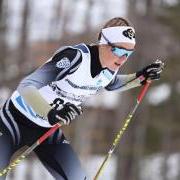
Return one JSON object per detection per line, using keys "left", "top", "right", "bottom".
{"left": 10, "top": 44, "right": 118, "bottom": 127}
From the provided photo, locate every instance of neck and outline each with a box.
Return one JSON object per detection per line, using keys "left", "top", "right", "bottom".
{"left": 98, "top": 45, "right": 106, "bottom": 68}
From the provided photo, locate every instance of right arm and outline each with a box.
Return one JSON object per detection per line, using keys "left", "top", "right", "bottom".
{"left": 17, "top": 47, "right": 82, "bottom": 119}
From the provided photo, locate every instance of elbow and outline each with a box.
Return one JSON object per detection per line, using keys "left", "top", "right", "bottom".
{"left": 17, "top": 83, "right": 37, "bottom": 97}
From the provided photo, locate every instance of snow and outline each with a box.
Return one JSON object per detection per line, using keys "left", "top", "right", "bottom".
{"left": 163, "top": 0, "right": 179, "bottom": 6}
{"left": 6, "top": 153, "right": 180, "bottom": 180}
{"left": 85, "top": 90, "right": 120, "bottom": 109}
{"left": 6, "top": 155, "right": 117, "bottom": 180}
{"left": 139, "top": 153, "right": 180, "bottom": 180}
{"left": 147, "top": 83, "right": 171, "bottom": 105}
{"left": 6, "top": 158, "right": 54, "bottom": 180}
{"left": 84, "top": 155, "right": 117, "bottom": 180}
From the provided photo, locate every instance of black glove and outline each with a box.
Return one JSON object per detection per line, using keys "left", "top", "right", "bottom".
{"left": 47, "top": 102, "right": 82, "bottom": 125}
{"left": 136, "top": 60, "right": 164, "bottom": 85}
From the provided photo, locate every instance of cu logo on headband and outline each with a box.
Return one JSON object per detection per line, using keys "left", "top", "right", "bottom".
{"left": 123, "top": 28, "right": 135, "bottom": 40}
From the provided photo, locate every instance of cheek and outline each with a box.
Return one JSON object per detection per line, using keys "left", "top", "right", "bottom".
{"left": 105, "top": 52, "right": 115, "bottom": 65}
{"left": 116, "top": 55, "right": 128, "bottom": 66}
{"left": 119, "top": 58, "right": 127, "bottom": 65}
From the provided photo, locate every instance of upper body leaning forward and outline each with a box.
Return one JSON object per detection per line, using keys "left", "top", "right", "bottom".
{"left": 9, "top": 17, "right": 163, "bottom": 127}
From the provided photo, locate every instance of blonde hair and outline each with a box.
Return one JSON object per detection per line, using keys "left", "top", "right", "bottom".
{"left": 98, "top": 17, "right": 133, "bottom": 40}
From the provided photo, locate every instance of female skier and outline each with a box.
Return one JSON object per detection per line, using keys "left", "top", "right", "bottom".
{"left": 0, "top": 17, "right": 164, "bottom": 180}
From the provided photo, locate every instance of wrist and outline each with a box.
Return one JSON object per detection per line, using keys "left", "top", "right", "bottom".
{"left": 47, "top": 108, "right": 59, "bottom": 125}
{"left": 137, "top": 74, "right": 146, "bottom": 85}
{"left": 136, "top": 70, "right": 143, "bottom": 78}
{"left": 127, "top": 73, "right": 136, "bottom": 80}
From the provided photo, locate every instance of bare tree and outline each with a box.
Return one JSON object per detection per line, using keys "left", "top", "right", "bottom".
{"left": 128, "top": 0, "right": 137, "bottom": 17}
{"left": 61, "top": 0, "right": 76, "bottom": 37}
{"left": 0, "top": 0, "right": 7, "bottom": 85}
{"left": 145, "top": 0, "right": 153, "bottom": 17}
{"left": 49, "top": 0, "right": 64, "bottom": 40}
{"left": 84, "top": 0, "right": 94, "bottom": 31}
{"left": 17, "top": 0, "right": 31, "bottom": 73}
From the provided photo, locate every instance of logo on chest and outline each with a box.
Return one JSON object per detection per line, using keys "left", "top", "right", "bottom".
{"left": 56, "top": 57, "right": 71, "bottom": 69}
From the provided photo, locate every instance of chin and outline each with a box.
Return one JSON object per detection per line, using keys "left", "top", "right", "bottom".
{"left": 114, "top": 63, "right": 122, "bottom": 69}
{"left": 109, "top": 66, "right": 119, "bottom": 71}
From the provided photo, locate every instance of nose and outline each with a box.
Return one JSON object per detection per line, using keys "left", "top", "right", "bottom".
{"left": 118, "top": 55, "right": 127, "bottom": 64}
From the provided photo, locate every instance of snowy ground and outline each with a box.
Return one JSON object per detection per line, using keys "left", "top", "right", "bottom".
{"left": 6, "top": 153, "right": 180, "bottom": 180}
{"left": 6, "top": 155, "right": 117, "bottom": 180}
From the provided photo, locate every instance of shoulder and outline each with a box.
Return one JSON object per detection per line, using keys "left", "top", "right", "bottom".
{"left": 53, "top": 43, "right": 90, "bottom": 59}
{"left": 41, "top": 44, "right": 92, "bottom": 75}
{"left": 51, "top": 44, "right": 91, "bottom": 71}
{"left": 42, "top": 46, "right": 82, "bottom": 71}
{"left": 52, "top": 47, "right": 82, "bottom": 64}
{"left": 73, "top": 44, "right": 90, "bottom": 54}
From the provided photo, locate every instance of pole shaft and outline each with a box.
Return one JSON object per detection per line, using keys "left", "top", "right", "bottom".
{"left": 39, "top": 123, "right": 61, "bottom": 144}
{"left": 137, "top": 81, "right": 151, "bottom": 103}
{"left": 94, "top": 82, "right": 151, "bottom": 179}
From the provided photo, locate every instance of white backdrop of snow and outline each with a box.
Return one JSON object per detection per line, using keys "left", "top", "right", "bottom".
{"left": 6, "top": 153, "right": 180, "bottom": 180}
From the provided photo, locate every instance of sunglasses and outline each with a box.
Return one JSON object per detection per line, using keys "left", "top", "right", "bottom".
{"left": 101, "top": 32, "right": 134, "bottom": 58}
{"left": 111, "top": 46, "right": 134, "bottom": 58}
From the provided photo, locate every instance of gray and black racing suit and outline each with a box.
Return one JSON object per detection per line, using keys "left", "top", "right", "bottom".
{"left": 0, "top": 43, "right": 141, "bottom": 180}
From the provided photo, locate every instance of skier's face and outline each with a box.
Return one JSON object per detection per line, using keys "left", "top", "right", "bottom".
{"left": 99, "top": 42, "right": 135, "bottom": 71}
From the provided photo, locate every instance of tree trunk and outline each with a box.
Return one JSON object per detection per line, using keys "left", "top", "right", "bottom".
{"left": 61, "top": 0, "right": 75, "bottom": 36}
{"left": 0, "top": 0, "right": 7, "bottom": 85}
{"left": 84, "top": 0, "right": 94, "bottom": 31}
{"left": 145, "top": 0, "right": 153, "bottom": 17}
{"left": 18, "top": 0, "right": 31, "bottom": 74}
{"left": 49, "top": 0, "right": 64, "bottom": 40}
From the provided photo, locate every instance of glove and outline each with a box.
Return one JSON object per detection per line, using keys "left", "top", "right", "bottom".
{"left": 47, "top": 102, "right": 82, "bottom": 125}
{"left": 136, "top": 59, "right": 165, "bottom": 85}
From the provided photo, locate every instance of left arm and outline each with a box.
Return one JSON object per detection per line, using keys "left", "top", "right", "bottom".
{"left": 105, "top": 73, "right": 141, "bottom": 92}
{"left": 105, "top": 60, "right": 164, "bottom": 92}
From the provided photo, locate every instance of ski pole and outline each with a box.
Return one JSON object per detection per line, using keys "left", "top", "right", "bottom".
{"left": 94, "top": 81, "right": 151, "bottom": 180}
{"left": 0, "top": 122, "right": 62, "bottom": 177}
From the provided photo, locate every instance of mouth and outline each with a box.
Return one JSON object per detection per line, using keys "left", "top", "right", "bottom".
{"left": 114, "top": 57, "right": 127, "bottom": 67}
{"left": 114, "top": 62, "right": 121, "bottom": 66}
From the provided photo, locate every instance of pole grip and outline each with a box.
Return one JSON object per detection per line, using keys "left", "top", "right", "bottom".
{"left": 137, "top": 81, "right": 151, "bottom": 103}
{"left": 38, "top": 123, "right": 62, "bottom": 144}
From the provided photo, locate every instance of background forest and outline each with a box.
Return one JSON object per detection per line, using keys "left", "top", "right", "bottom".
{"left": 0, "top": 0, "right": 180, "bottom": 180}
